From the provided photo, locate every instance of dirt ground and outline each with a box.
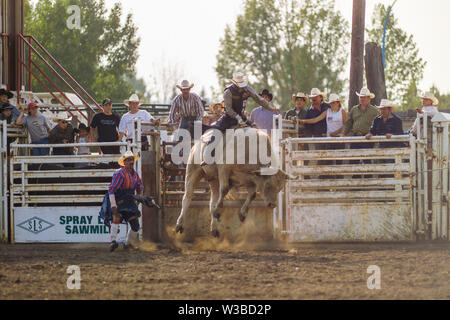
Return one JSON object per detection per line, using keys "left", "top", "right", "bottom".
{"left": 1, "top": 237, "right": 449, "bottom": 300}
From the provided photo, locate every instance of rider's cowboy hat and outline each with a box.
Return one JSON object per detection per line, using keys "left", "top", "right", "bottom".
{"left": 418, "top": 92, "right": 439, "bottom": 106}
{"left": 309, "top": 88, "right": 327, "bottom": 99}
{"left": 0, "top": 88, "right": 13, "bottom": 99}
{"left": 376, "top": 99, "right": 397, "bottom": 109}
{"left": 356, "top": 87, "right": 375, "bottom": 99}
{"left": 124, "top": 93, "right": 143, "bottom": 107}
{"left": 118, "top": 150, "right": 139, "bottom": 167}
{"left": 176, "top": 80, "right": 194, "bottom": 90}
{"left": 52, "top": 112, "right": 72, "bottom": 123}
{"left": 327, "top": 93, "right": 345, "bottom": 105}
{"left": 292, "top": 92, "right": 309, "bottom": 104}
{"left": 230, "top": 72, "right": 248, "bottom": 88}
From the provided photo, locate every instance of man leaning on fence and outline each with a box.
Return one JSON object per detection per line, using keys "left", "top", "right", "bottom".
{"left": 90, "top": 98, "right": 121, "bottom": 155}
{"left": 366, "top": 99, "right": 404, "bottom": 148}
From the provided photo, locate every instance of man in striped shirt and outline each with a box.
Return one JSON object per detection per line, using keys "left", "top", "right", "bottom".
{"left": 169, "top": 80, "right": 204, "bottom": 140}
{"left": 108, "top": 151, "right": 144, "bottom": 252}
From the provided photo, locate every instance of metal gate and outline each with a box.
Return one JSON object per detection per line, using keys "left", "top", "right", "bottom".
{"left": 279, "top": 135, "right": 415, "bottom": 242}
{"left": 0, "top": 121, "right": 7, "bottom": 241}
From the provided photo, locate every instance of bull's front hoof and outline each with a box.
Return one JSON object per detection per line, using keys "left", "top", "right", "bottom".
{"left": 211, "top": 229, "right": 220, "bottom": 238}
{"left": 175, "top": 225, "right": 184, "bottom": 234}
{"left": 239, "top": 213, "right": 246, "bottom": 223}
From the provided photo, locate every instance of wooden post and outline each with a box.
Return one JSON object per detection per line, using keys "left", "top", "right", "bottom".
{"left": 365, "top": 42, "right": 387, "bottom": 106}
{"left": 348, "top": 0, "right": 366, "bottom": 111}
{"left": 141, "top": 133, "right": 161, "bottom": 242}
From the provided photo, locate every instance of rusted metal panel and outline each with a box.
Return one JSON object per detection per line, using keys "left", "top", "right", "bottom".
{"left": 290, "top": 148, "right": 409, "bottom": 161}
{"left": 286, "top": 203, "right": 413, "bottom": 242}
{"left": 291, "top": 163, "right": 409, "bottom": 175}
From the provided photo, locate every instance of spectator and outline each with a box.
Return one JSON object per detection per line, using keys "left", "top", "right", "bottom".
{"left": 16, "top": 103, "right": 52, "bottom": 156}
{"left": 76, "top": 123, "right": 92, "bottom": 155}
{"left": 90, "top": 98, "right": 121, "bottom": 155}
{"left": 0, "top": 88, "right": 20, "bottom": 118}
{"left": 250, "top": 89, "right": 279, "bottom": 132}
{"left": 204, "top": 102, "right": 224, "bottom": 126}
{"left": 408, "top": 91, "right": 439, "bottom": 137}
{"left": 169, "top": 80, "right": 204, "bottom": 139}
{"left": 301, "top": 93, "right": 347, "bottom": 138}
{"left": 285, "top": 92, "right": 308, "bottom": 137}
{"left": 366, "top": 99, "right": 404, "bottom": 148}
{"left": 49, "top": 113, "right": 77, "bottom": 156}
{"left": 305, "top": 88, "right": 330, "bottom": 138}
{"left": 343, "top": 87, "right": 380, "bottom": 138}
{"left": 0, "top": 103, "right": 19, "bottom": 124}
{"left": 118, "top": 94, "right": 155, "bottom": 149}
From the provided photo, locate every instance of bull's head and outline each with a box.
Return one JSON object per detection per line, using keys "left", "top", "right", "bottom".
{"left": 253, "top": 168, "right": 299, "bottom": 209}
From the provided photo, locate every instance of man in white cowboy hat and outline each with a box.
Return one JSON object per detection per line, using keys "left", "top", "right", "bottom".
{"left": 48, "top": 112, "right": 78, "bottom": 156}
{"left": 366, "top": 99, "right": 404, "bottom": 147}
{"left": 108, "top": 150, "right": 144, "bottom": 252}
{"left": 343, "top": 87, "right": 380, "bottom": 138}
{"left": 304, "top": 88, "right": 331, "bottom": 138}
{"left": 118, "top": 93, "right": 155, "bottom": 143}
{"left": 285, "top": 92, "right": 308, "bottom": 137}
{"left": 169, "top": 80, "right": 204, "bottom": 139}
{"left": 213, "top": 72, "right": 277, "bottom": 132}
{"left": 408, "top": 91, "right": 440, "bottom": 137}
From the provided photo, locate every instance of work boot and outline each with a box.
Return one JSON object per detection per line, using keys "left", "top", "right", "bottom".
{"left": 109, "top": 241, "right": 118, "bottom": 252}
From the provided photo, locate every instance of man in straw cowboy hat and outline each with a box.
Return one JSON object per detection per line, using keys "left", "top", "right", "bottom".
{"left": 304, "top": 88, "right": 331, "bottom": 138}
{"left": 213, "top": 72, "right": 277, "bottom": 132}
{"left": 408, "top": 91, "right": 440, "bottom": 137}
{"left": 108, "top": 150, "right": 144, "bottom": 252}
{"left": 118, "top": 93, "right": 156, "bottom": 146}
{"left": 366, "top": 99, "right": 404, "bottom": 148}
{"left": 343, "top": 87, "right": 380, "bottom": 138}
{"left": 285, "top": 92, "right": 308, "bottom": 137}
{"left": 169, "top": 80, "right": 205, "bottom": 139}
{"left": 48, "top": 112, "right": 78, "bottom": 156}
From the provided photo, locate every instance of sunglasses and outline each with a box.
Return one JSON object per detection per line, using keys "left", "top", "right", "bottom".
{"left": 124, "top": 157, "right": 135, "bottom": 163}
{"left": 60, "top": 121, "right": 68, "bottom": 124}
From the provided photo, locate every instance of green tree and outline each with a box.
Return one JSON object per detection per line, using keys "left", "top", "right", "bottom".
{"left": 367, "top": 4, "right": 426, "bottom": 109}
{"left": 215, "top": 0, "right": 350, "bottom": 111}
{"left": 24, "top": 0, "right": 147, "bottom": 104}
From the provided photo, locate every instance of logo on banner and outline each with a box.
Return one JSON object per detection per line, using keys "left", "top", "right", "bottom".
{"left": 17, "top": 216, "right": 55, "bottom": 234}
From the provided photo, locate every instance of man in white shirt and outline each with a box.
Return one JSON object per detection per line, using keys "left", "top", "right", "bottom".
{"left": 408, "top": 91, "right": 440, "bottom": 137}
{"left": 118, "top": 94, "right": 156, "bottom": 146}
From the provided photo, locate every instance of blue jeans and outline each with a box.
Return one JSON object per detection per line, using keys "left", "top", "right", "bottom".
{"left": 32, "top": 139, "right": 49, "bottom": 156}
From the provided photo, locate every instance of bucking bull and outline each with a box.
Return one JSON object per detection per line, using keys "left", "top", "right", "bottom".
{"left": 175, "top": 127, "right": 297, "bottom": 237}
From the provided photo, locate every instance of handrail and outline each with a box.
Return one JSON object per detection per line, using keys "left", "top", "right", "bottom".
{"left": 26, "top": 35, "right": 102, "bottom": 112}
{"left": 283, "top": 135, "right": 411, "bottom": 144}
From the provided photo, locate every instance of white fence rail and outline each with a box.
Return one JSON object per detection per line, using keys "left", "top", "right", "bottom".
{"left": 279, "top": 135, "right": 415, "bottom": 242}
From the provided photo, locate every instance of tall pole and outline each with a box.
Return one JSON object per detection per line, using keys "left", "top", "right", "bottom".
{"left": 348, "top": 0, "right": 366, "bottom": 111}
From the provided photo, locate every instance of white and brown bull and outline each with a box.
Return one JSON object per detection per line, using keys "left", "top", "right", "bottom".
{"left": 175, "top": 127, "right": 294, "bottom": 237}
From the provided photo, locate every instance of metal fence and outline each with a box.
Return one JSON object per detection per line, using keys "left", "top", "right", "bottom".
{"left": 278, "top": 135, "right": 415, "bottom": 242}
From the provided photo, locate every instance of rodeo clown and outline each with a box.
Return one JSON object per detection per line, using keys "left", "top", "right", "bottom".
{"left": 106, "top": 150, "right": 159, "bottom": 252}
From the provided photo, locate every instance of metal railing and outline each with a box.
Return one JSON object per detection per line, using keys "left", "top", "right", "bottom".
{"left": 1, "top": 33, "right": 102, "bottom": 123}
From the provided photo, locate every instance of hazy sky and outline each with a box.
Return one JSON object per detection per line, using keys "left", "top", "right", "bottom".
{"left": 105, "top": 0, "right": 450, "bottom": 101}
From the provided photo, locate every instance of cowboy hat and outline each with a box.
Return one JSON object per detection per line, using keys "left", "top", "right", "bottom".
{"left": 124, "top": 93, "right": 143, "bottom": 107}
{"left": 418, "top": 92, "right": 439, "bottom": 106}
{"left": 356, "top": 87, "right": 375, "bottom": 99}
{"left": 52, "top": 112, "right": 72, "bottom": 123}
{"left": 229, "top": 72, "right": 248, "bottom": 88}
{"left": 292, "top": 92, "right": 309, "bottom": 104}
{"left": 118, "top": 150, "right": 139, "bottom": 167}
{"left": 327, "top": 93, "right": 344, "bottom": 104}
{"left": 309, "top": 88, "right": 327, "bottom": 99}
{"left": 0, "top": 89, "right": 13, "bottom": 99}
{"left": 176, "top": 80, "right": 194, "bottom": 90}
{"left": 0, "top": 103, "right": 14, "bottom": 112}
{"left": 376, "top": 99, "right": 397, "bottom": 109}
{"left": 209, "top": 102, "right": 224, "bottom": 113}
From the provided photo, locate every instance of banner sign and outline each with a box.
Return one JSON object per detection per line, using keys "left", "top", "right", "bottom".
{"left": 14, "top": 207, "right": 127, "bottom": 243}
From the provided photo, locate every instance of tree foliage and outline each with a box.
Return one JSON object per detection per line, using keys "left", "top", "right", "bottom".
{"left": 25, "top": 0, "right": 147, "bottom": 103}
{"left": 367, "top": 4, "right": 426, "bottom": 109}
{"left": 215, "top": 0, "right": 350, "bottom": 111}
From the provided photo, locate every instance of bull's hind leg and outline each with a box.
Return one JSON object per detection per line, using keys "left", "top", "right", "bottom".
{"left": 212, "top": 166, "right": 231, "bottom": 215}
{"left": 175, "top": 166, "right": 204, "bottom": 234}
{"left": 209, "top": 179, "right": 220, "bottom": 238}
{"left": 238, "top": 185, "right": 257, "bottom": 223}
